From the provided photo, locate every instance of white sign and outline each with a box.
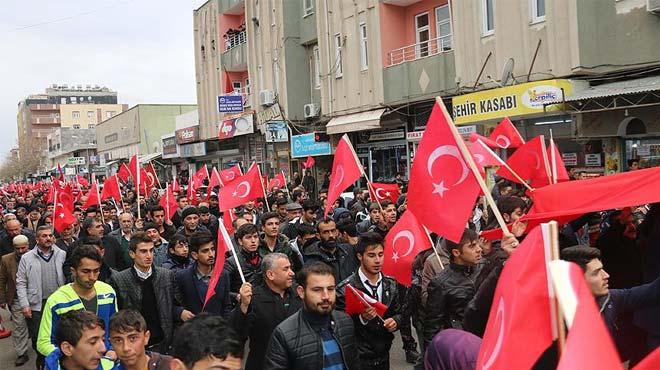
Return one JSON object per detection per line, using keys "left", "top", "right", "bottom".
{"left": 406, "top": 131, "right": 424, "bottom": 141}
{"left": 585, "top": 153, "right": 602, "bottom": 167}
{"left": 67, "top": 157, "right": 85, "bottom": 166}
{"left": 561, "top": 153, "right": 577, "bottom": 166}
{"left": 457, "top": 125, "right": 477, "bottom": 136}
{"left": 64, "top": 167, "right": 76, "bottom": 175}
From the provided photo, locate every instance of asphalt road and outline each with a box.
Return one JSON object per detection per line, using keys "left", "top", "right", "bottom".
{"left": 1, "top": 308, "right": 416, "bottom": 370}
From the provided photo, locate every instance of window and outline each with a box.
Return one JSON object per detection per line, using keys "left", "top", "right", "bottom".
{"left": 270, "top": 0, "right": 276, "bottom": 26}
{"left": 304, "top": 0, "right": 314, "bottom": 17}
{"left": 87, "top": 111, "right": 94, "bottom": 119}
{"left": 88, "top": 124, "right": 95, "bottom": 129}
{"left": 334, "top": 34, "right": 343, "bottom": 78}
{"left": 482, "top": 0, "right": 495, "bottom": 36}
{"left": 245, "top": 78, "right": 251, "bottom": 95}
{"left": 106, "top": 111, "right": 115, "bottom": 118}
{"left": 72, "top": 124, "right": 81, "bottom": 129}
{"left": 359, "top": 22, "right": 368, "bottom": 71}
{"left": 232, "top": 81, "right": 242, "bottom": 93}
{"left": 530, "top": 0, "right": 545, "bottom": 23}
{"left": 72, "top": 111, "right": 80, "bottom": 119}
{"left": 313, "top": 45, "right": 321, "bottom": 88}
{"left": 436, "top": 5, "right": 452, "bottom": 51}
{"left": 415, "top": 13, "right": 430, "bottom": 58}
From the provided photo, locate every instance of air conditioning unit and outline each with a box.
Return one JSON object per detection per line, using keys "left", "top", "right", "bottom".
{"left": 649, "top": 0, "right": 660, "bottom": 13}
{"left": 303, "top": 103, "right": 319, "bottom": 119}
{"left": 259, "top": 90, "right": 275, "bottom": 106}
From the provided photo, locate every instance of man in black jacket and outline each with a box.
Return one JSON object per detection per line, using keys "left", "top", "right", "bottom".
{"left": 230, "top": 253, "right": 302, "bottom": 369}
{"left": 258, "top": 212, "right": 302, "bottom": 272}
{"left": 224, "top": 223, "right": 264, "bottom": 306}
{"left": 336, "top": 232, "right": 401, "bottom": 370}
{"left": 264, "top": 262, "right": 359, "bottom": 370}
{"left": 304, "top": 218, "right": 359, "bottom": 283}
{"left": 424, "top": 228, "right": 482, "bottom": 348}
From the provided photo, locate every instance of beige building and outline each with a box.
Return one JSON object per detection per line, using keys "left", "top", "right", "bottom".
{"left": 59, "top": 104, "right": 126, "bottom": 129}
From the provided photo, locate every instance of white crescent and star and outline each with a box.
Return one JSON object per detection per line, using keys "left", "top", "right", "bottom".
{"left": 271, "top": 179, "right": 281, "bottom": 187}
{"left": 481, "top": 297, "right": 506, "bottom": 370}
{"left": 232, "top": 181, "right": 251, "bottom": 198}
{"left": 473, "top": 154, "right": 485, "bottom": 164}
{"left": 225, "top": 172, "right": 236, "bottom": 181}
{"left": 426, "top": 145, "right": 469, "bottom": 198}
{"left": 375, "top": 187, "right": 387, "bottom": 200}
{"left": 495, "top": 135, "right": 511, "bottom": 149}
{"left": 332, "top": 165, "right": 345, "bottom": 189}
{"left": 391, "top": 230, "right": 415, "bottom": 263}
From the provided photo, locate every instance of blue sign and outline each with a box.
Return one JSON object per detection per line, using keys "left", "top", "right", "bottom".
{"left": 291, "top": 133, "right": 332, "bottom": 158}
{"left": 217, "top": 95, "right": 244, "bottom": 113}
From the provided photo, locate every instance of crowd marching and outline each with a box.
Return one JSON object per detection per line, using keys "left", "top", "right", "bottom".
{"left": 1, "top": 99, "right": 660, "bottom": 370}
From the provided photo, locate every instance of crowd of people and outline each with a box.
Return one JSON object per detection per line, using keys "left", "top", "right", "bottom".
{"left": 0, "top": 160, "right": 658, "bottom": 370}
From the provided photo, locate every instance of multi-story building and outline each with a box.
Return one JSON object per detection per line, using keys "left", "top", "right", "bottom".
{"left": 59, "top": 103, "right": 127, "bottom": 129}
{"left": 16, "top": 84, "right": 119, "bottom": 175}
{"left": 46, "top": 128, "right": 98, "bottom": 175}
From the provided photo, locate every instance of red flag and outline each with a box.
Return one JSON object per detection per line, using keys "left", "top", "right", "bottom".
{"left": 203, "top": 218, "right": 230, "bottom": 308}
{"left": 303, "top": 156, "right": 315, "bottom": 169}
{"left": 218, "top": 165, "right": 242, "bottom": 185}
{"left": 407, "top": 102, "right": 481, "bottom": 243}
{"left": 224, "top": 70, "right": 234, "bottom": 94}
{"left": 548, "top": 138, "right": 569, "bottom": 183}
{"left": 488, "top": 117, "right": 526, "bottom": 149}
{"left": 476, "top": 225, "right": 556, "bottom": 370}
{"left": 268, "top": 172, "right": 286, "bottom": 191}
{"left": 117, "top": 163, "right": 131, "bottom": 183}
{"left": 53, "top": 195, "right": 77, "bottom": 233}
{"left": 76, "top": 175, "right": 89, "bottom": 188}
{"left": 207, "top": 167, "right": 223, "bottom": 198}
{"left": 159, "top": 185, "right": 178, "bottom": 221}
{"left": 128, "top": 155, "right": 139, "bottom": 181}
{"left": 171, "top": 177, "right": 181, "bottom": 193}
{"left": 144, "top": 162, "right": 161, "bottom": 189}
{"left": 57, "top": 164, "right": 65, "bottom": 182}
{"left": 217, "top": 165, "right": 265, "bottom": 211}
{"left": 633, "top": 347, "right": 660, "bottom": 370}
{"left": 368, "top": 183, "right": 400, "bottom": 204}
{"left": 496, "top": 136, "right": 551, "bottom": 188}
{"left": 468, "top": 139, "right": 506, "bottom": 168}
{"left": 187, "top": 175, "right": 198, "bottom": 206}
{"left": 192, "top": 165, "right": 210, "bottom": 189}
{"left": 82, "top": 182, "right": 100, "bottom": 209}
{"left": 383, "top": 211, "right": 431, "bottom": 286}
{"left": 100, "top": 175, "right": 122, "bottom": 202}
{"left": 550, "top": 261, "right": 623, "bottom": 370}
{"left": 222, "top": 209, "right": 235, "bottom": 236}
{"left": 344, "top": 284, "right": 388, "bottom": 317}
{"left": 59, "top": 184, "right": 75, "bottom": 211}
{"left": 325, "top": 135, "right": 364, "bottom": 217}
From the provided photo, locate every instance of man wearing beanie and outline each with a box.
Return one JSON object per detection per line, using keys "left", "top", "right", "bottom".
{"left": 175, "top": 206, "right": 209, "bottom": 242}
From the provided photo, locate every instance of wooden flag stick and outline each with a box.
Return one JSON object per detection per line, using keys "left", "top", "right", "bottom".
{"left": 549, "top": 130, "right": 558, "bottom": 185}
{"left": 95, "top": 181, "right": 105, "bottom": 225}
{"left": 475, "top": 139, "right": 534, "bottom": 192}
{"left": 219, "top": 219, "right": 246, "bottom": 284}
{"left": 539, "top": 135, "right": 552, "bottom": 186}
{"left": 544, "top": 221, "right": 566, "bottom": 355}
{"left": 255, "top": 164, "right": 271, "bottom": 212}
{"left": 435, "top": 97, "right": 510, "bottom": 234}
{"left": 423, "top": 225, "right": 445, "bottom": 270}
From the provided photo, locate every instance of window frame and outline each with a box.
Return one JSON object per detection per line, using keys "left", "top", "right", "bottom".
{"left": 359, "top": 22, "right": 368, "bottom": 71}
{"left": 415, "top": 12, "right": 431, "bottom": 58}
{"left": 530, "top": 0, "right": 546, "bottom": 24}
{"left": 303, "top": 0, "right": 314, "bottom": 17}
{"left": 313, "top": 45, "right": 321, "bottom": 88}
{"left": 482, "top": 0, "right": 495, "bottom": 36}
{"left": 72, "top": 111, "right": 80, "bottom": 119}
{"left": 334, "top": 33, "right": 343, "bottom": 78}
{"left": 435, "top": 4, "right": 453, "bottom": 51}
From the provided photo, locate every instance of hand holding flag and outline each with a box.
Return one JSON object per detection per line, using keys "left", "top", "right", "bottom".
{"left": 344, "top": 284, "right": 388, "bottom": 318}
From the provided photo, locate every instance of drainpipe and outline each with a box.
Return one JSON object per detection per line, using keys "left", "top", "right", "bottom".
{"left": 324, "top": 0, "right": 333, "bottom": 116}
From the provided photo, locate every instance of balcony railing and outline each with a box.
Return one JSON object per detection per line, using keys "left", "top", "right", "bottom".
{"left": 228, "top": 89, "right": 251, "bottom": 107}
{"left": 224, "top": 30, "right": 246, "bottom": 52}
{"left": 386, "top": 36, "right": 452, "bottom": 67}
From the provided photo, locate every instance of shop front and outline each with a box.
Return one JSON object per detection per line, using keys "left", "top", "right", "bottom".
{"left": 291, "top": 132, "right": 333, "bottom": 192}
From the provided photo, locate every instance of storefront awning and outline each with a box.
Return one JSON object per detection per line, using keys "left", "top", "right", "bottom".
{"left": 102, "top": 160, "right": 119, "bottom": 168}
{"left": 139, "top": 152, "right": 162, "bottom": 164}
{"left": 326, "top": 108, "right": 386, "bottom": 135}
{"left": 553, "top": 76, "right": 660, "bottom": 103}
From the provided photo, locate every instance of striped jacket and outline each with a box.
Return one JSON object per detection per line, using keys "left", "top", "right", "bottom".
{"left": 37, "top": 281, "right": 118, "bottom": 356}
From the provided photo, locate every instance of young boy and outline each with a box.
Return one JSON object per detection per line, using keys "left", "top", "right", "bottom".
{"left": 108, "top": 309, "right": 173, "bottom": 370}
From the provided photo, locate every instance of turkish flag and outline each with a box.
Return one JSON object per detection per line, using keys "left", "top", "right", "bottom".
{"left": 368, "top": 183, "right": 400, "bottom": 205}
{"left": 82, "top": 182, "right": 101, "bottom": 209}
{"left": 217, "top": 165, "right": 266, "bottom": 211}
{"left": 57, "top": 164, "right": 65, "bottom": 183}
{"left": 468, "top": 139, "right": 506, "bottom": 168}
{"left": 159, "top": 184, "right": 179, "bottom": 221}
{"left": 303, "top": 156, "right": 315, "bottom": 169}
{"left": 633, "top": 347, "right": 660, "bottom": 370}
{"left": 53, "top": 196, "right": 77, "bottom": 233}
{"left": 487, "top": 117, "right": 526, "bottom": 149}
{"left": 171, "top": 177, "right": 181, "bottom": 193}
{"left": 76, "top": 175, "right": 89, "bottom": 188}
{"left": 117, "top": 163, "right": 131, "bottom": 183}
{"left": 144, "top": 162, "right": 161, "bottom": 189}
{"left": 549, "top": 260, "right": 623, "bottom": 370}
{"left": 548, "top": 138, "right": 570, "bottom": 183}
{"left": 407, "top": 102, "right": 481, "bottom": 243}
{"left": 100, "top": 175, "right": 122, "bottom": 202}
{"left": 192, "top": 165, "right": 210, "bottom": 189}
{"left": 218, "top": 165, "right": 242, "bottom": 185}
{"left": 496, "top": 136, "right": 551, "bottom": 188}
{"left": 268, "top": 172, "right": 286, "bottom": 191}
{"left": 59, "top": 184, "right": 75, "bottom": 211}
{"left": 476, "top": 225, "right": 556, "bottom": 370}
{"left": 128, "top": 155, "right": 139, "bottom": 181}
{"left": 344, "top": 284, "right": 388, "bottom": 317}
{"left": 325, "top": 135, "right": 364, "bottom": 217}
{"left": 204, "top": 217, "right": 231, "bottom": 309}
{"left": 207, "top": 167, "right": 223, "bottom": 198}
{"left": 136, "top": 168, "right": 153, "bottom": 195}
{"left": 187, "top": 175, "right": 198, "bottom": 206}
{"left": 383, "top": 210, "right": 431, "bottom": 286}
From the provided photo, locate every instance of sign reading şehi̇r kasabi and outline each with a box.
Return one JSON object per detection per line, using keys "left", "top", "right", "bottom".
{"left": 451, "top": 79, "right": 579, "bottom": 125}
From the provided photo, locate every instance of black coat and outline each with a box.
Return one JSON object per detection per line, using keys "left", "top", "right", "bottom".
{"left": 223, "top": 249, "right": 263, "bottom": 305}
{"left": 230, "top": 283, "right": 302, "bottom": 370}
{"left": 264, "top": 309, "right": 359, "bottom": 370}
{"left": 63, "top": 236, "right": 125, "bottom": 282}
{"left": 303, "top": 241, "right": 358, "bottom": 284}
{"left": 258, "top": 234, "right": 302, "bottom": 272}
{"left": 175, "top": 264, "right": 231, "bottom": 316}
{"left": 424, "top": 262, "right": 482, "bottom": 346}
{"left": 336, "top": 272, "right": 403, "bottom": 363}
{"left": 0, "top": 229, "right": 35, "bottom": 256}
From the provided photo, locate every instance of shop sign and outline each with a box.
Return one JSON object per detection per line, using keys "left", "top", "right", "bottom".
{"left": 637, "top": 144, "right": 651, "bottom": 157}
{"left": 406, "top": 131, "right": 424, "bottom": 141}
{"left": 217, "top": 95, "right": 244, "bottom": 113}
{"left": 369, "top": 129, "right": 405, "bottom": 141}
{"left": 179, "top": 142, "right": 207, "bottom": 158}
{"left": 451, "top": 79, "right": 578, "bottom": 125}
{"left": 291, "top": 133, "right": 332, "bottom": 158}
{"left": 162, "top": 135, "right": 178, "bottom": 159}
{"left": 585, "top": 153, "right": 602, "bottom": 167}
{"left": 457, "top": 125, "right": 477, "bottom": 137}
{"left": 88, "top": 156, "right": 99, "bottom": 165}
{"left": 219, "top": 113, "right": 255, "bottom": 140}
{"left": 256, "top": 104, "right": 282, "bottom": 125}
{"left": 67, "top": 157, "right": 85, "bottom": 166}
{"left": 64, "top": 167, "right": 76, "bottom": 176}
{"left": 175, "top": 125, "right": 200, "bottom": 144}
{"left": 562, "top": 153, "right": 578, "bottom": 166}
{"left": 266, "top": 121, "right": 289, "bottom": 143}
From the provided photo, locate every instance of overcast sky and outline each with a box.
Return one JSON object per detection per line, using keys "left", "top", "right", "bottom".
{"left": 0, "top": 0, "right": 207, "bottom": 155}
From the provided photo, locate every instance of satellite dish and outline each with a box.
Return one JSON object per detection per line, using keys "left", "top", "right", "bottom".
{"left": 501, "top": 58, "right": 515, "bottom": 86}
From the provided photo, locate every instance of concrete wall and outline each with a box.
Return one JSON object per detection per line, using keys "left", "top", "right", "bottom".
{"left": 282, "top": 0, "right": 313, "bottom": 121}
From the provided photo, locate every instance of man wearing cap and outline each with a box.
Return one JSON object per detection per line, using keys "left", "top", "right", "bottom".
{"left": 176, "top": 206, "right": 209, "bottom": 242}
{"left": 144, "top": 222, "right": 169, "bottom": 267}
{"left": 282, "top": 200, "right": 318, "bottom": 241}
{"left": 279, "top": 202, "right": 303, "bottom": 234}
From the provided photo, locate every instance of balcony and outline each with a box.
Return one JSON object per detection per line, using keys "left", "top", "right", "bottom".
{"left": 219, "top": 0, "right": 244, "bottom": 15}
{"left": 31, "top": 116, "right": 60, "bottom": 125}
{"left": 221, "top": 31, "right": 247, "bottom": 72}
{"left": 383, "top": 37, "right": 456, "bottom": 105}
{"left": 29, "top": 103, "right": 58, "bottom": 112}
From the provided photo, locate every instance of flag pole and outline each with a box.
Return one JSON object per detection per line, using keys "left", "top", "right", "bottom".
{"left": 546, "top": 221, "right": 566, "bottom": 355}
{"left": 435, "top": 97, "right": 510, "bottom": 234}
{"left": 423, "top": 225, "right": 445, "bottom": 270}
{"left": 117, "top": 176, "right": 126, "bottom": 212}
{"left": 347, "top": 284, "right": 386, "bottom": 324}
{"left": 342, "top": 134, "right": 385, "bottom": 213}
{"left": 220, "top": 220, "right": 246, "bottom": 284}
{"left": 95, "top": 181, "right": 105, "bottom": 225}
{"left": 256, "top": 164, "right": 271, "bottom": 212}
{"left": 136, "top": 157, "right": 141, "bottom": 220}
{"left": 281, "top": 170, "right": 292, "bottom": 200}
{"left": 165, "top": 182, "right": 171, "bottom": 221}
{"left": 549, "top": 130, "right": 558, "bottom": 185}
